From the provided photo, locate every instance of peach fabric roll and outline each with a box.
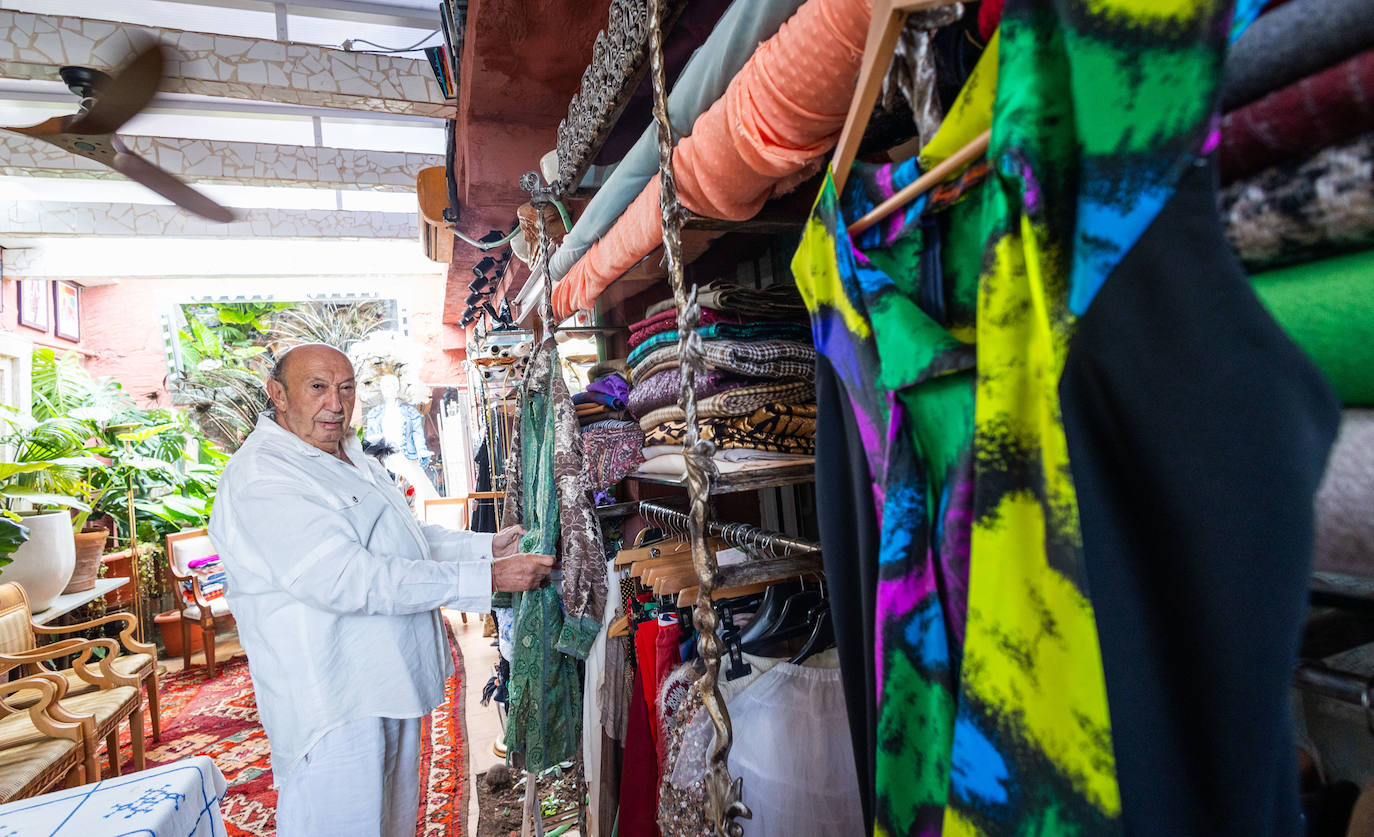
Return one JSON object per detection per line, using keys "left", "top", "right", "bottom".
{"left": 553, "top": 0, "right": 872, "bottom": 318}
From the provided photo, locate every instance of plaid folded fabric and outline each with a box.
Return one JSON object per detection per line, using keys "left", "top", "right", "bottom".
{"left": 627, "top": 309, "right": 740, "bottom": 349}
{"left": 581, "top": 421, "right": 645, "bottom": 490}
{"left": 626, "top": 322, "right": 811, "bottom": 367}
{"left": 630, "top": 339, "right": 817, "bottom": 385}
{"left": 642, "top": 282, "right": 806, "bottom": 320}
{"left": 637, "top": 378, "right": 815, "bottom": 430}
{"left": 627, "top": 368, "right": 753, "bottom": 418}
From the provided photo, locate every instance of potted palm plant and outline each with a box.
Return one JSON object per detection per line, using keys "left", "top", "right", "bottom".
{"left": 0, "top": 409, "right": 103, "bottom": 610}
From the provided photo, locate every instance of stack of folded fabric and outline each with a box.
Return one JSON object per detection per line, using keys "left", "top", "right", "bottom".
{"left": 576, "top": 360, "right": 645, "bottom": 499}
{"left": 627, "top": 283, "right": 818, "bottom": 476}
{"left": 1219, "top": 0, "right": 1374, "bottom": 409}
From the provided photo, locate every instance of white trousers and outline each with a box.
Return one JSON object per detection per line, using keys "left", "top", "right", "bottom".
{"left": 275, "top": 715, "right": 421, "bottom": 837}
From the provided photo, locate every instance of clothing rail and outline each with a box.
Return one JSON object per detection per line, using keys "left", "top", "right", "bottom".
{"left": 638, "top": 500, "right": 822, "bottom": 557}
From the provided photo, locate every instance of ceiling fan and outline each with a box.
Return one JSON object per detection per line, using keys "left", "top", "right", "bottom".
{"left": 1, "top": 44, "right": 236, "bottom": 223}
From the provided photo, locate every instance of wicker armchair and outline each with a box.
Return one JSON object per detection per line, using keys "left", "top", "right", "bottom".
{"left": 164, "top": 529, "right": 233, "bottom": 678}
{"left": 0, "top": 671, "right": 94, "bottom": 800}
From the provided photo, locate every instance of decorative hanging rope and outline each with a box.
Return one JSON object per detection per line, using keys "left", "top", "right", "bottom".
{"left": 647, "top": 0, "right": 749, "bottom": 831}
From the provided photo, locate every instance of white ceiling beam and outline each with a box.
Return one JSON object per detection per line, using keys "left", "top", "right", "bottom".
{"left": 0, "top": 132, "right": 438, "bottom": 191}
{"left": 0, "top": 200, "right": 416, "bottom": 238}
{"left": 147, "top": 0, "right": 444, "bottom": 32}
{"left": 0, "top": 79, "right": 443, "bottom": 125}
{"left": 0, "top": 10, "right": 451, "bottom": 118}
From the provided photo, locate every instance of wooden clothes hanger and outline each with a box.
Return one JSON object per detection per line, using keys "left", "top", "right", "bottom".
{"left": 830, "top": 0, "right": 991, "bottom": 233}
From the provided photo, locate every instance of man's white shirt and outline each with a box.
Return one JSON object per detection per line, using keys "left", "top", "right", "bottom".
{"left": 209, "top": 413, "right": 493, "bottom": 783}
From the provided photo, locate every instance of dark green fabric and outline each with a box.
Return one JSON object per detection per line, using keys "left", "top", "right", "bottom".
{"left": 1251, "top": 248, "right": 1374, "bottom": 405}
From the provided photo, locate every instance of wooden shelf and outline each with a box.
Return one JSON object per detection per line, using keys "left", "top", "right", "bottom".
{"left": 629, "top": 461, "right": 815, "bottom": 494}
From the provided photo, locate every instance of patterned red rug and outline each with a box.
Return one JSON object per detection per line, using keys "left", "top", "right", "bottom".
{"left": 105, "top": 630, "right": 468, "bottom": 836}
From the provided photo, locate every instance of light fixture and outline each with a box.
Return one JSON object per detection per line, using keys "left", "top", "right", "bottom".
{"left": 465, "top": 291, "right": 484, "bottom": 306}
{"left": 469, "top": 275, "right": 491, "bottom": 293}
{"left": 474, "top": 256, "right": 497, "bottom": 275}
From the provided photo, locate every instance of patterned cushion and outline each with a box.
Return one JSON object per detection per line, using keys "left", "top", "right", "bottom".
{"left": 0, "top": 713, "right": 80, "bottom": 802}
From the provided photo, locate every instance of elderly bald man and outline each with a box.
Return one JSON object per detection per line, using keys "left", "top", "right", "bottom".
{"left": 209, "top": 343, "right": 551, "bottom": 836}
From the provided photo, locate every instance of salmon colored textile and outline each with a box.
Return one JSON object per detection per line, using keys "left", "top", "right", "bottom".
{"left": 552, "top": 0, "right": 872, "bottom": 318}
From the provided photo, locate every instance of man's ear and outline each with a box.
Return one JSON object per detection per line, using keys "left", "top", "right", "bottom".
{"left": 266, "top": 378, "right": 287, "bottom": 411}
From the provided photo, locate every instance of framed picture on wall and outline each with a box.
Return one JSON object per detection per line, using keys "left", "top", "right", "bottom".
{"left": 53, "top": 281, "right": 80, "bottom": 342}
{"left": 16, "top": 279, "right": 49, "bottom": 332}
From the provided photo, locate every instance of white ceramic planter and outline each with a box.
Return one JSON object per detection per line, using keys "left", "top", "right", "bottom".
{"left": 5, "top": 511, "right": 77, "bottom": 611}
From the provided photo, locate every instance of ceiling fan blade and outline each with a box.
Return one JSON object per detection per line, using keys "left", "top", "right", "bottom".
{"left": 1, "top": 116, "right": 68, "bottom": 139}
{"left": 111, "top": 149, "right": 236, "bottom": 223}
{"left": 66, "top": 44, "right": 164, "bottom": 136}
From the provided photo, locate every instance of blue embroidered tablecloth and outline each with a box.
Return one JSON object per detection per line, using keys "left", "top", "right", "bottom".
{"left": 0, "top": 755, "right": 226, "bottom": 836}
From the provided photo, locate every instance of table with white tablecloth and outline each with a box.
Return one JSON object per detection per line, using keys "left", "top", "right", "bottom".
{"left": 0, "top": 755, "right": 227, "bottom": 836}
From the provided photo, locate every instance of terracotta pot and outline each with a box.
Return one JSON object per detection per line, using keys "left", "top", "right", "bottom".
{"left": 63, "top": 528, "right": 109, "bottom": 594}
{"left": 99, "top": 549, "right": 135, "bottom": 606}
{"left": 6, "top": 512, "right": 77, "bottom": 611}
{"left": 154, "top": 609, "right": 202, "bottom": 659}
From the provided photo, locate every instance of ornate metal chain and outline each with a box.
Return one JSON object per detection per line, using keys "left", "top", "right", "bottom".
{"left": 647, "top": 0, "right": 749, "bottom": 832}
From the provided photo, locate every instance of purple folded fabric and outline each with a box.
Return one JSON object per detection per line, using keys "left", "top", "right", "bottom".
{"left": 573, "top": 373, "right": 630, "bottom": 411}
{"left": 627, "top": 368, "right": 751, "bottom": 418}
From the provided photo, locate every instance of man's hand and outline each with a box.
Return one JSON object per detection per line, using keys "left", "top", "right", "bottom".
{"left": 492, "top": 554, "right": 554, "bottom": 592}
{"left": 492, "top": 525, "right": 526, "bottom": 558}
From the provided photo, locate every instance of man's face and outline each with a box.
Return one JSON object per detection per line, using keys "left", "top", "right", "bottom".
{"left": 266, "top": 346, "right": 357, "bottom": 454}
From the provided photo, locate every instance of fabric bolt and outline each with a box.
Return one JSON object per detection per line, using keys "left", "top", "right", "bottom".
{"left": 625, "top": 322, "right": 812, "bottom": 367}
{"left": 549, "top": 0, "right": 808, "bottom": 280}
{"left": 627, "top": 308, "right": 740, "bottom": 349}
{"left": 627, "top": 368, "right": 750, "bottom": 419}
{"left": 209, "top": 415, "right": 494, "bottom": 786}
{"left": 273, "top": 715, "right": 421, "bottom": 837}
{"left": 580, "top": 421, "right": 646, "bottom": 491}
{"left": 1312, "top": 410, "right": 1374, "bottom": 578}
{"left": 694, "top": 282, "right": 808, "bottom": 318}
{"left": 1220, "top": 0, "right": 1374, "bottom": 111}
{"left": 636, "top": 379, "right": 815, "bottom": 430}
{"left": 814, "top": 354, "right": 880, "bottom": 831}
{"left": 1061, "top": 157, "right": 1339, "bottom": 837}
{"left": 630, "top": 339, "right": 817, "bottom": 386}
{"left": 1250, "top": 249, "right": 1374, "bottom": 405}
{"left": 1219, "top": 48, "right": 1374, "bottom": 184}
{"left": 644, "top": 404, "right": 818, "bottom": 455}
{"left": 550, "top": 0, "right": 874, "bottom": 318}
{"left": 634, "top": 451, "right": 815, "bottom": 480}
{"left": 1221, "top": 132, "right": 1374, "bottom": 270}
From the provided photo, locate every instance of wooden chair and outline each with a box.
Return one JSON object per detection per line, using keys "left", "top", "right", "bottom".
{"left": 164, "top": 529, "right": 233, "bottom": 678}
{"left": 0, "top": 629, "right": 144, "bottom": 777}
{"left": 0, "top": 671, "right": 94, "bottom": 800}
{"left": 0, "top": 582, "right": 155, "bottom": 770}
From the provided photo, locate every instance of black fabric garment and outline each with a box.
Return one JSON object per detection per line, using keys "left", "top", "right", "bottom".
{"left": 1060, "top": 157, "right": 1339, "bottom": 837}
{"left": 471, "top": 440, "right": 498, "bottom": 533}
{"left": 814, "top": 354, "right": 879, "bottom": 832}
